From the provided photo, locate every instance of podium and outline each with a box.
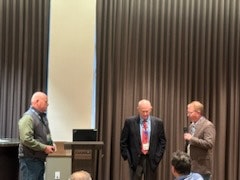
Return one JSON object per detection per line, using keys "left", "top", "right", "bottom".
{"left": 64, "top": 141, "right": 104, "bottom": 180}
{"left": 0, "top": 138, "right": 19, "bottom": 180}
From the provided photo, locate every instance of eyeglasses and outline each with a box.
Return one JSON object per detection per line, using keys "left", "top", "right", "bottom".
{"left": 187, "top": 111, "right": 195, "bottom": 115}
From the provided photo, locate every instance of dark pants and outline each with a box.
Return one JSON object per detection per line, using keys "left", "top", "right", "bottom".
{"left": 19, "top": 158, "right": 45, "bottom": 180}
{"left": 130, "top": 154, "right": 157, "bottom": 180}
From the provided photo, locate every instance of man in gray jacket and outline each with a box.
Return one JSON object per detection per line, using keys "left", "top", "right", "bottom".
{"left": 184, "top": 101, "right": 216, "bottom": 180}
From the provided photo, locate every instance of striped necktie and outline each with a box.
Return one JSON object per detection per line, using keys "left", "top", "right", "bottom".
{"left": 141, "top": 120, "right": 149, "bottom": 154}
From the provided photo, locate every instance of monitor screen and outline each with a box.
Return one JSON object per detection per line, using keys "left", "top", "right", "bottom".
{"left": 72, "top": 129, "right": 97, "bottom": 141}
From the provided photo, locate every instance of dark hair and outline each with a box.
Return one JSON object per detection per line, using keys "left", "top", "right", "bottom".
{"left": 171, "top": 150, "right": 191, "bottom": 175}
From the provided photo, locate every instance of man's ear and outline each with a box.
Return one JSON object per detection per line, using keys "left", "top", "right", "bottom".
{"left": 171, "top": 165, "right": 177, "bottom": 176}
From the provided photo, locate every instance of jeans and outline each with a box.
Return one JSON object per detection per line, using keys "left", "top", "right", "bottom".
{"left": 19, "top": 158, "right": 45, "bottom": 180}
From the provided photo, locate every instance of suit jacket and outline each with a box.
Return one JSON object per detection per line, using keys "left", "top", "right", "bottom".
{"left": 189, "top": 117, "right": 216, "bottom": 175}
{"left": 120, "top": 115, "right": 166, "bottom": 171}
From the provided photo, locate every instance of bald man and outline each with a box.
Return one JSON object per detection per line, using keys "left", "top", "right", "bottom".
{"left": 120, "top": 99, "right": 166, "bottom": 180}
{"left": 18, "top": 91, "right": 55, "bottom": 180}
{"left": 69, "top": 170, "right": 92, "bottom": 180}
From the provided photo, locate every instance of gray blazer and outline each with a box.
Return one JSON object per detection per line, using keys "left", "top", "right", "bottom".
{"left": 189, "top": 117, "right": 216, "bottom": 175}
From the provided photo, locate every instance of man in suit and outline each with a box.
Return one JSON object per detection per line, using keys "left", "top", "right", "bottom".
{"left": 184, "top": 101, "right": 216, "bottom": 180}
{"left": 120, "top": 99, "right": 166, "bottom": 180}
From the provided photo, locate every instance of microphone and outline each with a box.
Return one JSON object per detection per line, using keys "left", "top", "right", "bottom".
{"left": 183, "top": 127, "right": 189, "bottom": 152}
{"left": 183, "top": 127, "right": 188, "bottom": 133}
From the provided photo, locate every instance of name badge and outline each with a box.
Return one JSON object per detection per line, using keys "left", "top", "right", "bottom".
{"left": 142, "top": 143, "right": 149, "bottom": 150}
{"left": 47, "top": 134, "right": 53, "bottom": 145}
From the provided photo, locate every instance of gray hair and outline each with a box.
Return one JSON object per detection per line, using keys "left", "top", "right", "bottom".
{"left": 69, "top": 170, "right": 92, "bottom": 180}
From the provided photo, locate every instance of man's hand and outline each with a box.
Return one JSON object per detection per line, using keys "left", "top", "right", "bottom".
{"left": 184, "top": 133, "right": 193, "bottom": 141}
{"left": 44, "top": 145, "right": 55, "bottom": 154}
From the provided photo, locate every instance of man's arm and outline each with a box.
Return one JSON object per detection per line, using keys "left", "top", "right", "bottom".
{"left": 120, "top": 120, "right": 130, "bottom": 160}
{"left": 190, "top": 122, "right": 216, "bottom": 150}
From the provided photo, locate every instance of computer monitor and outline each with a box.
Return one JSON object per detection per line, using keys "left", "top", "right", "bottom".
{"left": 72, "top": 129, "right": 97, "bottom": 141}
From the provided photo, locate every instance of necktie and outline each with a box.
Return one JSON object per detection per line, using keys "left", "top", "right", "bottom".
{"left": 141, "top": 120, "right": 149, "bottom": 154}
{"left": 190, "top": 123, "right": 196, "bottom": 135}
{"left": 39, "top": 113, "right": 47, "bottom": 126}
{"left": 187, "top": 123, "right": 195, "bottom": 155}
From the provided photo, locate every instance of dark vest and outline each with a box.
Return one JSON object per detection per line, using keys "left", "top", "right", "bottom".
{"left": 18, "top": 108, "right": 52, "bottom": 161}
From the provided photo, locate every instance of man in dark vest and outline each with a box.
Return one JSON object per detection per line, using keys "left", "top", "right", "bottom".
{"left": 18, "top": 91, "right": 56, "bottom": 180}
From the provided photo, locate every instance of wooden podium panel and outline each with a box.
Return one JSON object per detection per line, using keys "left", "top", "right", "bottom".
{"left": 64, "top": 141, "right": 103, "bottom": 180}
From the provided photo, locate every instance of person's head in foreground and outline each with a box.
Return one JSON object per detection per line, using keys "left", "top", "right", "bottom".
{"left": 171, "top": 150, "right": 203, "bottom": 180}
{"left": 69, "top": 170, "right": 92, "bottom": 180}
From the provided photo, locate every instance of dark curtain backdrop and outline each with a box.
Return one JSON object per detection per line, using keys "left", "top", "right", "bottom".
{"left": 0, "top": 0, "right": 50, "bottom": 138}
{"left": 96, "top": 0, "right": 240, "bottom": 180}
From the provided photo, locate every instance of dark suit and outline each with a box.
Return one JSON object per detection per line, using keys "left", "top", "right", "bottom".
{"left": 120, "top": 115, "right": 166, "bottom": 179}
